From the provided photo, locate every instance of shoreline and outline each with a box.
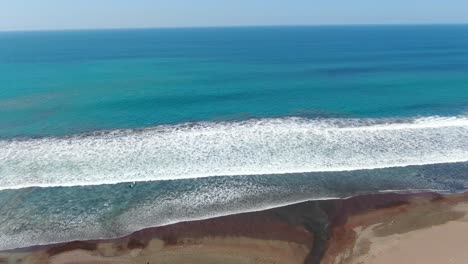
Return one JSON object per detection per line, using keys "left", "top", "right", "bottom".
{"left": 2, "top": 191, "right": 468, "bottom": 263}
{"left": 0, "top": 189, "right": 444, "bottom": 252}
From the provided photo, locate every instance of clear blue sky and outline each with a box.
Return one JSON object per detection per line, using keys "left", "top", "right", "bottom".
{"left": 1, "top": 0, "right": 468, "bottom": 31}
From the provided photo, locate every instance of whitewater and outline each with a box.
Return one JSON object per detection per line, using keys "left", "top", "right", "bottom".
{"left": 1, "top": 115, "right": 468, "bottom": 191}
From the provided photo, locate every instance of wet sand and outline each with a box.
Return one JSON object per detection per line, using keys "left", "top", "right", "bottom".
{"left": 1, "top": 192, "right": 467, "bottom": 264}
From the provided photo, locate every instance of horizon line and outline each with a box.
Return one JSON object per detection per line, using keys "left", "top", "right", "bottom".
{"left": 1, "top": 22, "right": 468, "bottom": 33}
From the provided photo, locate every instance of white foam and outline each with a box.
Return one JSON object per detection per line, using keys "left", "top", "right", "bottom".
{"left": 1, "top": 116, "right": 468, "bottom": 190}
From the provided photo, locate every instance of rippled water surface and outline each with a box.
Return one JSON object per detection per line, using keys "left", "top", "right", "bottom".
{"left": 1, "top": 25, "right": 468, "bottom": 249}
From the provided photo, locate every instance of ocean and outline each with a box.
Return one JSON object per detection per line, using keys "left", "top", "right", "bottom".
{"left": 1, "top": 25, "right": 468, "bottom": 249}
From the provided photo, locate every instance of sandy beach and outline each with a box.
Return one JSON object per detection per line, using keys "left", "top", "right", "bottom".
{"left": 321, "top": 192, "right": 468, "bottom": 264}
{"left": 1, "top": 191, "right": 467, "bottom": 264}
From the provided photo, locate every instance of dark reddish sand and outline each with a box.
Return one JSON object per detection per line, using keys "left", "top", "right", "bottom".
{"left": 1, "top": 192, "right": 467, "bottom": 264}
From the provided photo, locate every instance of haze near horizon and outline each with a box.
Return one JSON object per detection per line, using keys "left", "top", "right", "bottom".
{"left": 1, "top": 0, "right": 468, "bottom": 31}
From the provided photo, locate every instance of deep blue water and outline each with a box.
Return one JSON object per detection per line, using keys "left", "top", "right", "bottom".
{"left": 1, "top": 25, "right": 468, "bottom": 250}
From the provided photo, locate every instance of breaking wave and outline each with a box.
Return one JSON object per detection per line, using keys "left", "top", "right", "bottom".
{"left": 1, "top": 115, "right": 468, "bottom": 190}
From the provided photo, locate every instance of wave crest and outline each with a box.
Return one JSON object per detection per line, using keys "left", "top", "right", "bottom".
{"left": 1, "top": 116, "right": 468, "bottom": 190}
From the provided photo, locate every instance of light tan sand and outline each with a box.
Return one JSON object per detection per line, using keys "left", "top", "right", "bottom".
{"left": 360, "top": 220, "right": 468, "bottom": 264}
{"left": 321, "top": 196, "right": 468, "bottom": 264}
{"left": 0, "top": 236, "right": 309, "bottom": 264}
{"left": 341, "top": 201, "right": 468, "bottom": 264}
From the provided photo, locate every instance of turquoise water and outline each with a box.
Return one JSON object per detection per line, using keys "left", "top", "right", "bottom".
{"left": 1, "top": 25, "right": 468, "bottom": 137}
{"left": 1, "top": 25, "right": 468, "bottom": 249}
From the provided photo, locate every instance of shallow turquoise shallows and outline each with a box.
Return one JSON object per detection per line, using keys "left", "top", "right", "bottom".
{"left": 1, "top": 25, "right": 468, "bottom": 137}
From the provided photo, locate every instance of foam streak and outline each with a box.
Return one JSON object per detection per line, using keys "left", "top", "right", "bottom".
{"left": 1, "top": 116, "right": 468, "bottom": 190}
